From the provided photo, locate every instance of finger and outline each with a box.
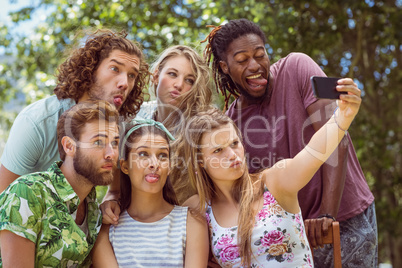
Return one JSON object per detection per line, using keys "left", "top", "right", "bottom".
{"left": 336, "top": 84, "right": 360, "bottom": 96}
{"left": 305, "top": 220, "right": 317, "bottom": 248}
{"left": 336, "top": 78, "right": 355, "bottom": 85}
{"left": 322, "top": 218, "right": 331, "bottom": 236}
{"left": 315, "top": 219, "right": 323, "bottom": 247}
{"left": 105, "top": 207, "right": 119, "bottom": 223}
{"left": 102, "top": 213, "right": 117, "bottom": 225}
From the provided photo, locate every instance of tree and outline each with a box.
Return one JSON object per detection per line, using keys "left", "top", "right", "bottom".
{"left": 1, "top": 0, "right": 400, "bottom": 265}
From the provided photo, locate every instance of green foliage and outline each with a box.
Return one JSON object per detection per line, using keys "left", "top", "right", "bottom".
{"left": 0, "top": 0, "right": 401, "bottom": 265}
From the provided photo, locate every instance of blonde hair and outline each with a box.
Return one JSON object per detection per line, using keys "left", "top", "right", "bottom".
{"left": 151, "top": 45, "right": 213, "bottom": 203}
{"left": 182, "top": 108, "right": 264, "bottom": 266}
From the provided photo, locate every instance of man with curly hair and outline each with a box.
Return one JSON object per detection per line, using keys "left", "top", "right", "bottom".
{"left": 0, "top": 29, "right": 149, "bottom": 193}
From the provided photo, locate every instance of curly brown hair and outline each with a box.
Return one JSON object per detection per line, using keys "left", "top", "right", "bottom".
{"left": 54, "top": 29, "right": 149, "bottom": 119}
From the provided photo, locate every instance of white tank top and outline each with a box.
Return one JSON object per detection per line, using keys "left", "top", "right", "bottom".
{"left": 110, "top": 206, "right": 188, "bottom": 267}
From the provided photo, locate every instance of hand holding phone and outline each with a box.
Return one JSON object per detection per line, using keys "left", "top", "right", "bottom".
{"left": 311, "top": 76, "right": 346, "bottom": 99}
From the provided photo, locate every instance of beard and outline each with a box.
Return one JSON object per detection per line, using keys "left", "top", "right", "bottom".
{"left": 73, "top": 148, "right": 115, "bottom": 186}
{"left": 88, "top": 77, "right": 123, "bottom": 111}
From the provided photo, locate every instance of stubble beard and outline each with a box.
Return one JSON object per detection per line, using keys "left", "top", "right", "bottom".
{"left": 73, "top": 148, "right": 115, "bottom": 186}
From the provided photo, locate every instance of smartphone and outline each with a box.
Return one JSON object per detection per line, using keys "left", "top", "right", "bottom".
{"left": 311, "top": 76, "right": 344, "bottom": 99}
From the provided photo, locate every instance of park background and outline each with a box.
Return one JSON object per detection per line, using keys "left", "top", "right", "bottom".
{"left": 0, "top": 0, "right": 400, "bottom": 266}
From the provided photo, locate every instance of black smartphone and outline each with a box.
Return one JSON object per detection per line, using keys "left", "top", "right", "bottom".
{"left": 311, "top": 76, "right": 344, "bottom": 99}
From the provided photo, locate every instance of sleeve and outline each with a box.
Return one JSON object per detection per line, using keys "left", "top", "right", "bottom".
{"left": 0, "top": 179, "right": 44, "bottom": 243}
{"left": 289, "top": 53, "right": 327, "bottom": 109}
{"left": 0, "top": 113, "right": 44, "bottom": 175}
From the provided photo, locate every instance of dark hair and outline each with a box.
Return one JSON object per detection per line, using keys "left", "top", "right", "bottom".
{"left": 203, "top": 19, "right": 267, "bottom": 109}
{"left": 120, "top": 124, "right": 179, "bottom": 212}
{"left": 54, "top": 29, "right": 149, "bottom": 119}
{"left": 57, "top": 100, "right": 119, "bottom": 161}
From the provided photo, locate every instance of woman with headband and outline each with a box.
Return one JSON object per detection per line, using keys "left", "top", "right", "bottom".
{"left": 91, "top": 119, "right": 208, "bottom": 267}
{"left": 101, "top": 45, "right": 213, "bottom": 225}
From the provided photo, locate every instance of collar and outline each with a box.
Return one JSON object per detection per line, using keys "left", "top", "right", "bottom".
{"left": 47, "top": 161, "right": 97, "bottom": 213}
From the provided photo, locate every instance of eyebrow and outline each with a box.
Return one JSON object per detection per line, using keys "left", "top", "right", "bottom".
{"left": 233, "top": 46, "right": 266, "bottom": 57}
{"left": 166, "top": 67, "right": 195, "bottom": 78}
{"left": 110, "top": 59, "right": 139, "bottom": 75}
{"left": 135, "top": 145, "right": 169, "bottom": 151}
{"left": 91, "top": 134, "right": 120, "bottom": 140}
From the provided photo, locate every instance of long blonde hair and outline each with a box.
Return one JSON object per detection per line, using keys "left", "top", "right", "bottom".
{"left": 150, "top": 45, "right": 213, "bottom": 203}
{"left": 182, "top": 108, "right": 264, "bottom": 266}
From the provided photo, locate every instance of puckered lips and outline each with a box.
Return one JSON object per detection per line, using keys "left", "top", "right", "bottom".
{"left": 169, "top": 90, "right": 180, "bottom": 99}
{"left": 101, "top": 163, "right": 114, "bottom": 171}
{"left": 229, "top": 160, "right": 242, "bottom": 168}
{"left": 245, "top": 74, "right": 268, "bottom": 90}
{"left": 145, "top": 173, "right": 160, "bottom": 183}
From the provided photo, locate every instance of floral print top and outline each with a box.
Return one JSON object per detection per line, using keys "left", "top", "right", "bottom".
{"left": 206, "top": 187, "right": 313, "bottom": 268}
{"left": 0, "top": 161, "right": 102, "bottom": 267}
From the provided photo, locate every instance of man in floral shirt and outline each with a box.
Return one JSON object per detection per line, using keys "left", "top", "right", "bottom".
{"left": 0, "top": 100, "right": 120, "bottom": 267}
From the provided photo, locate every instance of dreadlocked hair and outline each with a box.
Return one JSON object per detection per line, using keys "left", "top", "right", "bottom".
{"left": 182, "top": 108, "right": 264, "bottom": 267}
{"left": 202, "top": 19, "right": 267, "bottom": 109}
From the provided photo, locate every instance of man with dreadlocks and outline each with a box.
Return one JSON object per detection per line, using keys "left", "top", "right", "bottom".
{"left": 203, "top": 18, "right": 377, "bottom": 267}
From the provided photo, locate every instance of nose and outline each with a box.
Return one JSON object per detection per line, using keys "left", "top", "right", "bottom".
{"left": 104, "top": 143, "right": 117, "bottom": 160}
{"left": 148, "top": 155, "right": 160, "bottom": 171}
{"left": 227, "top": 148, "right": 237, "bottom": 160}
{"left": 117, "top": 74, "right": 129, "bottom": 91}
{"left": 173, "top": 79, "right": 184, "bottom": 91}
{"left": 248, "top": 58, "right": 260, "bottom": 72}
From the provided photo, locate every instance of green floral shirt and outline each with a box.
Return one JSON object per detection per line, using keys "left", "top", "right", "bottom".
{"left": 0, "top": 161, "right": 102, "bottom": 267}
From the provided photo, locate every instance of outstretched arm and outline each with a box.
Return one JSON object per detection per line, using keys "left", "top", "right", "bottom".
{"left": 305, "top": 99, "right": 348, "bottom": 248}
{"left": 265, "top": 78, "right": 361, "bottom": 212}
{"left": 91, "top": 224, "right": 119, "bottom": 268}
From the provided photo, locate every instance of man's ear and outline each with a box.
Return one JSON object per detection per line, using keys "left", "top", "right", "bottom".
{"left": 219, "top": 60, "right": 229, "bottom": 74}
{"left": 61, "top": 136, "right": 76, "bottom": 157}
{"left": 120, "top": 159, "right": 129, "bottom": 175}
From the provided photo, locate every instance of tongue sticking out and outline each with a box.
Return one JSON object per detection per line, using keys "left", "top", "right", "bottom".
{"left": 145, "top": 175, "right": 159, "bottom": 183}
{"left": 113, "top": 97, "right": 123, "bottom": 107}
{"left": 246, "top": 77, "right": 268, "bottom": 87}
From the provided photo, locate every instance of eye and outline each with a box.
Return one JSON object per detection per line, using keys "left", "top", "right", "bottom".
{"left": 158, "top": 153, "right": 169, "bottom": 161}
{"left": 128, "top": 73, "right": 136, "bottom": 79}
{"left": 111, "top": 66, "right": 119, "bottom": 72}
{"left": 213, "top": 148, "right": 222, "bottom": 154}
{"left": 231, "top": 140, "right": 239, "bottom": 147}
{"left": 94, "top": 140, "right": 104, "bottom": 147}
{"left": 185, "top": 78, "right": 195, "bottom": 85}
{"left": 138, "top": 151, "right": 148, "bottom": 157}
{"left": 168, "top": 72, "right": 177, "bottom": 77}
{"left": 111, "top": 140, "right": 119, "bottom": 147}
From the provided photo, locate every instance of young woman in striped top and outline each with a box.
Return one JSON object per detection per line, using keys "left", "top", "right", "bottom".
{"left": 91, "top": 119, "right": 208, "bottom": 267}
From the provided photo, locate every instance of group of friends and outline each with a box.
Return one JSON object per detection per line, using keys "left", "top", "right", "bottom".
{"left": 0, "top": 18, "right": 377, "bottom": 267}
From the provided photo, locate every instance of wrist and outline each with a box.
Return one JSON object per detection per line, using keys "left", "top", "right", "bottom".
{"left": 333, "top": 107, "right": 348, "bottom": 134}
{"left": 317, "top": 213, "right": 336, "bottom": 221}
{"left": 109, "top": 199, "right": 121, "bottom": 208}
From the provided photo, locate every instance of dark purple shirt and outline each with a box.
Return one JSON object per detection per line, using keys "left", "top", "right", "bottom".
{"left": 227, "top": 52, "right": 374, "bottom": 221}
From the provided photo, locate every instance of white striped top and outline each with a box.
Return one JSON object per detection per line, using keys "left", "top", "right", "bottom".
{"left": 109, "top": 206, "right": 188, "bottom": 267}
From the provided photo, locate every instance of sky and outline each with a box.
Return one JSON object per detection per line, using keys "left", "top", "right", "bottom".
{"left": 1, "top": 0, "right": 48, "bottom": 54}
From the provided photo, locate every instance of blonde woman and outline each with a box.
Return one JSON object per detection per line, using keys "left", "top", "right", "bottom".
{"left": 182, "top": 80, "right": 361, "bottom": 267}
